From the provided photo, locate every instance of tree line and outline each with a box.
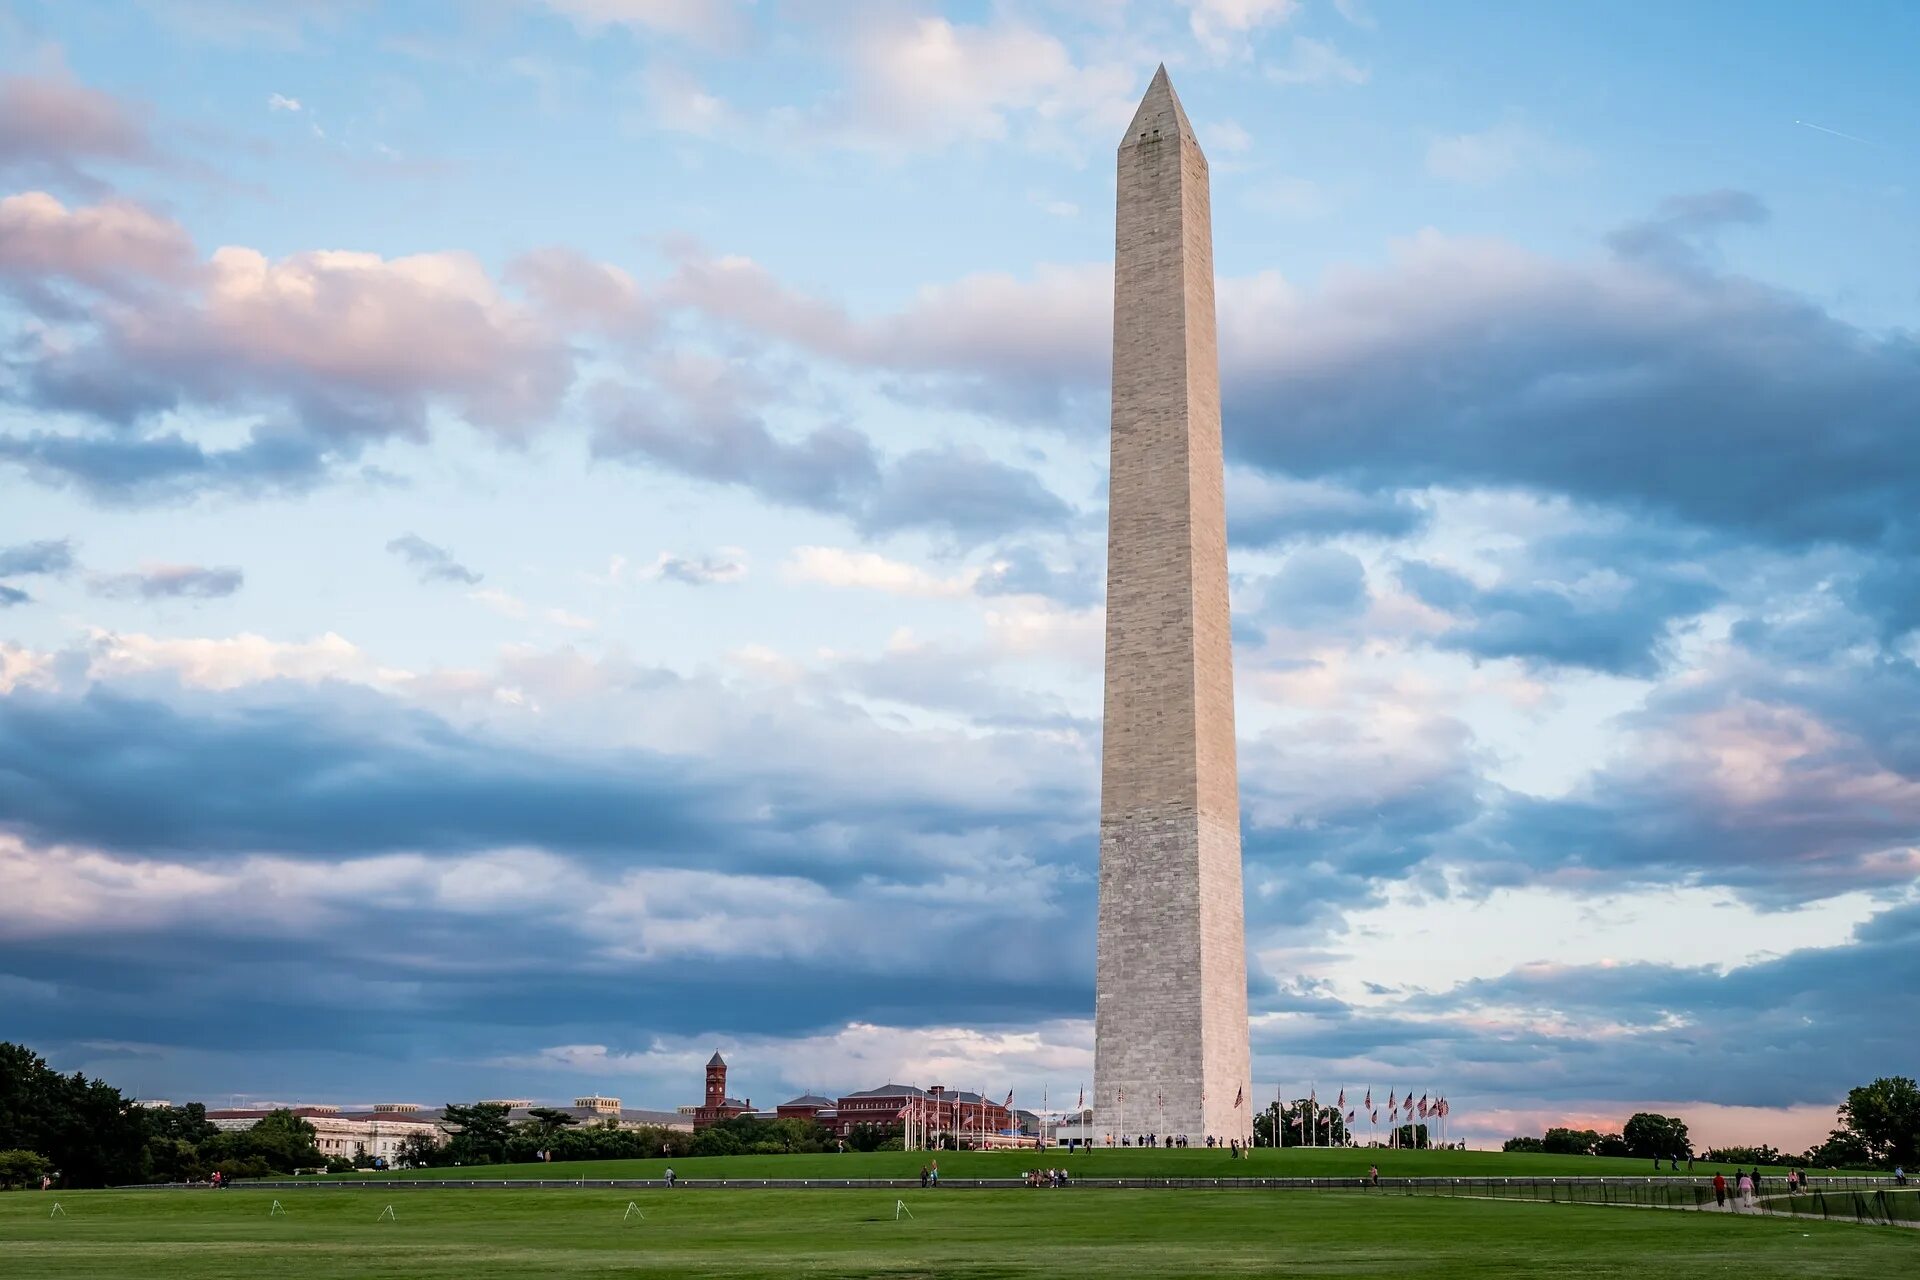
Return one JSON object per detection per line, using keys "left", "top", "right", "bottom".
{"left": 1501, "top": 1078, "right": 1918, "bottom": 1169}
{"left": 0, "top": 1042, "right": 328, "bottom": 1187}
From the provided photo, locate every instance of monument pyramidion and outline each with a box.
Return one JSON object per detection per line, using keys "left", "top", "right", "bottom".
{"left": 1092, "top": 65, "right": 1252, "bottom": 1146}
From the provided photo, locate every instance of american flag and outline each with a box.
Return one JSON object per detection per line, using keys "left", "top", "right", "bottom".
{"left": 1346, "top": 1109, "right": 1355, "bottom": 1124}
{"left": 1364, "top": 1088, "right": 1371, "bottom": 1110}
{"left": 1005, "top": 1090, "right": 1014, "bottom": 1109}
{"left": 1418, "top": 1098, "right": 1428, "bottom": 1119}
{"left": 1233, "top": 1086, "right": 1244, "bottom": 1109}
{"left": 1077, "top": 1085, "right": 1084, "bottom": 1110}
{"left": 1370, "top": 1109, "right": 1378, "bottom": 1125}
{"left": 1337, "top": 1088, "right": 1345, "bottom": 1109}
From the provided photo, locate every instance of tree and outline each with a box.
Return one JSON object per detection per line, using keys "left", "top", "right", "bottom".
{"left": 0, "top": 1149, "right": 52, "bottom": 1189}
{"left": 1803, "top": 1128, "right": 1873, "bottom": 1169}
{"left": 523, "top": 1108, "right": 579, "bottom": 1150}
{"left": 395, "top": 1133, "right": 441, "bottom": 1169}
{"left": 1541, "top": 1128, "right": 1600, "bottom": 1156}
{"left": 0, "top": 1042, "right": 150, "bottom": 1188}
{"left": 1593, "top": 1133, "right": 1631, "bottom": 1159}
{"left": 1622, "top": 1113, "right": 1691, "bottom": 1160}
{"left": 1838, "top": 1077, "right": 1920, "bottom": 1168}
{"left": 845, "top": 1123, "right": 891, "bottom": 1153}
{"left": 441, "top": 1102, "right": 512, "bottom": 1165}
{"left": 1502, "top": 1136, "right": 1545, "bottom": 1153}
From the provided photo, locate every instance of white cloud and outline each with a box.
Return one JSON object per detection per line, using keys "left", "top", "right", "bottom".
{"left": 1334, "top": 0, "right": 1377, "bottom": 30}
{"left": 536, "top": 0, "right": 746, "bottom": 48}
{"left": 0, "top": 642, "right": 59, "bottom": 694}
{"left": 785, "top": 546, "right": 977, "bottom": 599}
{"left": 827, "top": 16, "right": 1136, "bottom": 152}
{"left": 1310, "top": 878, "right": 1897, "bottom": 1007}
{"left": 1426, "top": 121, "right": 1583, "bottom": 183}
{"left": 1266, "top": 35, "right": 1368, "bottom": 87}
{"left": 469, "top": 587, "right": 529, "bottom": 620}
{"left": 1184, "top": 0, "right": 1301, "bottom": 58}
{"left": 85, "top": 628, "right": 397, "bottom": 690}
{"left": 266, "top": 92, "right": 301, "bottom": 112}
{"left": 640, "top": 63, "right": 735, "bottom": 137}
{"left": 495, "top": 1018, "right": 1095, "bottom": 1104}
{"left": 0, "top": 190, "right": 196, "bottom": 288}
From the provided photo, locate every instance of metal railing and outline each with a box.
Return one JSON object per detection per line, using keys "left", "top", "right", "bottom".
{"left": 1390, "top": 1175, "right": 1919, "bottom": 1227}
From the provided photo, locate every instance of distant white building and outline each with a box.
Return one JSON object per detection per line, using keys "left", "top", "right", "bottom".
{"left": 204, "top": 1105, "right": 446, "bottom": 1165}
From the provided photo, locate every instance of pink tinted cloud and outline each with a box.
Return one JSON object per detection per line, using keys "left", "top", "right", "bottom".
{"left": 0, "top": 191, "right": 196, "bottom": 289}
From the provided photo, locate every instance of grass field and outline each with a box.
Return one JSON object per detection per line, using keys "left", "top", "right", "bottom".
{"left": 314, "top": 1146, "right": 1864, "bottom": 1182}
{"left": 3, "top": 1186, "right": 1911, "bottom": 1279}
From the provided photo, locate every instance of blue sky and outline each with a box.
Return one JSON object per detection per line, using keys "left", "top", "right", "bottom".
{"left": 2, "top": 0, "right": 1917, "bottom": 1149}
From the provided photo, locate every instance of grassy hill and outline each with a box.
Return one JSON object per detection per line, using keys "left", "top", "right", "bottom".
{"left": 317, "top": 1145, "right": 1851, "bottom": 1182}
{"left": 8, "top": 1186, "right": 1910, "bottom": 1279}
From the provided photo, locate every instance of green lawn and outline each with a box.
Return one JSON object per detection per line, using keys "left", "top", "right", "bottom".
{"left": 312, "top": 1145, "right": 1863, "bottom": 1182}
{"left": 3, "top": 1187, "right": 1910, "bottom": 1279}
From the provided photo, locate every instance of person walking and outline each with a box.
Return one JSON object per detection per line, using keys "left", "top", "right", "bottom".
{"left": 663, "top": 1167, "right": 675, "bottom": 1188}
{"left": 1369, "top": 1164, "right": 1380, "bottom": 1189}
{"left": 1737, "top": 1170, "right": 1753, "bottom": 1208}
{"left": 1713, "top": 1171, "right": 1727, "bottom": 1208}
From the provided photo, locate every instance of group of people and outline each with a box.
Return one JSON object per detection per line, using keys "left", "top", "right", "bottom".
{"left": 1113, "top": 1133, "right": 1189, "bottom": 1148}
{"left": 917, "top": 1161, "right": 940, "bottom": 1187}
{"left": 1105, "top": 1133, "right": 1250, "bottom": 1153}
{"left": 1023, "top": 1168, "right": 1070, "bottom": 1187}
{"left": 1711, "top": 1167, "right": 1811, "bottom": 1209}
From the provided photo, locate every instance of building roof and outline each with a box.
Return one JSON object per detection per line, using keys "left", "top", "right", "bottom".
{"left": 707, "top": 1051, "right": 727, "bottom": 1068}
{"left": 779, "top": 1094, "right": 835, "bottom": 1109}
{"left": 841, "top": 1084, "right": 925, "bottom": 1099}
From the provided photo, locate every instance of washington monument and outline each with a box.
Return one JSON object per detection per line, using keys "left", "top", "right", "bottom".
{"left": 1093, "top": 65, "right": 1252, "bottom": 1143}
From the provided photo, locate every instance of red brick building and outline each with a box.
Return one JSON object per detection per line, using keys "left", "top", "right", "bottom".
{"left": 690, "top": 1052, "right": 751, "bottom": 1128}
{"left": 690, "top": 1062, "right": 1017, "bottom": 1144}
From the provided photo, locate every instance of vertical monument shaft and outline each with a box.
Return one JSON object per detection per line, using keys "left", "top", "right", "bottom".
{"left": 1094, "top": 65, "right": 1250, "bottom": 1143}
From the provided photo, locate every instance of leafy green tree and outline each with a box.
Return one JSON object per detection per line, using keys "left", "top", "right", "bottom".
{"left": 845, "top": 1123, "right": 891, "bottom": 1152}
{"left": 395, "top": 1133, "right": 441, "bottom": 1168}
{"left": 0, "top": 1042, "right": 149, "bottom": 1188}
{"left": 1838, "top": 1077, "right": 1920, "bottom": 1168}
{"left": 1502, "top": 1135, "right": 1545, "bottom": 1153}
{"left": 441, "top": 1102, "right": 512, "bottom": 1165}
{"left": 1622, "top": 1113, "right": 1691, "bottom": 1160}
{"left": 1593, "top": 1133, "right": 1631, "bottom": 1159}
{"left": 1541, "top": 1127, "right": 1600, "bottom": 1156}
{"left": 0, "top": 1149, "right": 52, "bottom": 1189}
{"left": 1803, "top": 1128, "right": 1873, "bottom": 1169}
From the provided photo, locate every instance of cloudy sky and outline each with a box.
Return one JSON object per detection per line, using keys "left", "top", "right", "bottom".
{"left": 3, "top": 0, "right": 1917, "bottom": 1150}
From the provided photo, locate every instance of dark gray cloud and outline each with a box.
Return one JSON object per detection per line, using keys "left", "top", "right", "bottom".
{"left": 0, "top": 584, "right": 28, "bottom": 608}
{"left": 1397, "top": 551, "right": 1719, "bottom": 677}
{"left": 1257, "top": 547, "right": 1370, "bottom": 630}
{"left": 859, "top": 445, "right": 1073, "bottom": 541}
{"left": 1247, "top": 898, "right": 1919, "bottom": 1118}
{"left": 0, "top": 424, "right": 336, "bottom": 504}
{"left": 974, "top": 541, "right": 1101, "bottom": 606}
{"left": 385, "top": 533, "right": 482, "bottom": 585}
{"left": 91, "top": 564, "right": 244, "bottom": 600}
{"left": 1228, "top": 474, "right": 1427, "bottom": 547}
{"left": 0, "top": 538, "right": 75, "bottom": 577}
{"left": 650, "top": 551, "right": 745, "bottom": 586}
{"left": 593, "top": 391, "right": 1072, "bottom": 545}
{"left": 1221, "top": 195, "right": 1920, "bottom": 558}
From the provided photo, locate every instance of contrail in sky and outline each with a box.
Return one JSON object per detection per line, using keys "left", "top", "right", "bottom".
{"left": 1794, "top": 119, "right": 1875, "bottom": 146}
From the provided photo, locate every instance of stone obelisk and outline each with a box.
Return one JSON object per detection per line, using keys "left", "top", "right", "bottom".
{"left": 1093, "top": 65, "right": 1251, "bottom": 1144}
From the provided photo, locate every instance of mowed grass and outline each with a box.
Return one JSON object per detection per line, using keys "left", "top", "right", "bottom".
{"left": 316, "top": 1145, "right": 1855, "bottom": 1182}
{"left": 4, "top": 1188, "right": 1912, "bottom": 1280}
